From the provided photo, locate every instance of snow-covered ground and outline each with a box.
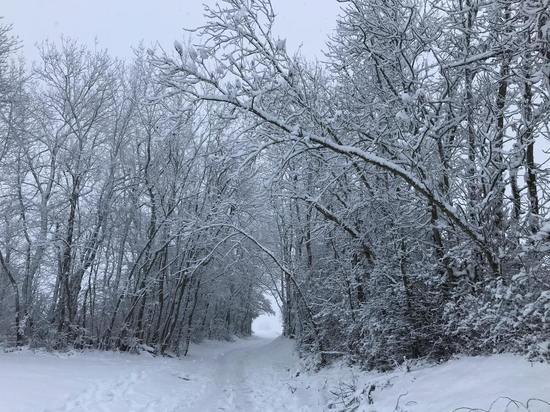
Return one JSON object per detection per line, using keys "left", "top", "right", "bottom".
{"left": 0, "top": 337, "right": 549, "bottom": 412}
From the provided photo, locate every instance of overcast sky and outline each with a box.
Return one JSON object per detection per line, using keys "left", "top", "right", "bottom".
{"left": 3, "top": 0, "right": 341, "bottom": 62}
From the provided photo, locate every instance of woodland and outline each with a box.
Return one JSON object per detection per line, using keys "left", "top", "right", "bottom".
{"left": 0, "top": 0, "right": 549, "bottom": 371}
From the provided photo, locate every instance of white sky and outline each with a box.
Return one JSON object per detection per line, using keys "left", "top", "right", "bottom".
{"left": 251, "top": 294, "right": 282, "bottom": 338}
{"left": 2, "top": 0, "right": 341, "bottom": 62}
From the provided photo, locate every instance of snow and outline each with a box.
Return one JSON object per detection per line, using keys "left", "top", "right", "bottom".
{"left": 0, "top": 338, "right": 314, "bottom": 412}
{"left": 313, "top": 355, "right": 550, "bottom": 412}
{"left": 534, "top": 222, "right": 550, "bottom": 241}
{"left": 0, "top": 338, "right": 549, "bottom": 411}
{"left": 188, "top": 46, "right": 198, "bottom": 61}
{"left": 173, "top": 40, "right": 183, "bottom": 57}
{"left": 398, "top": 91, "right": 416, "bottom": 104}
{"left": 275, "top": 39, "right": 287, "bottom": 52}
{"left": 395, "top": 109, "right": 410, "bottom": 122}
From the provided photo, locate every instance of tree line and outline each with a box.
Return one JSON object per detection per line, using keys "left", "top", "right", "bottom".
{"left": 0, "top": 31, "right": 272, "bottom": 354}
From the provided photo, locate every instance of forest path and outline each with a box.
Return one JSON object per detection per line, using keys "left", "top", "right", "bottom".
{"left": 185, "top": 336, "right": 316, "bottom": 411}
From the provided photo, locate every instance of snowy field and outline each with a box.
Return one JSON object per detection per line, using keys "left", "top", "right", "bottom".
{"left": 1, "top": 337, "right": 549, "bottom": 412}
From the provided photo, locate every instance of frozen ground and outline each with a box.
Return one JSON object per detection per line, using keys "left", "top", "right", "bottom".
{"left": 0, "top": 337, "right": 549, "bottom": 412}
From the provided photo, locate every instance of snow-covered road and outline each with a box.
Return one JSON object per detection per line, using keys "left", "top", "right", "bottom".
{"left": 184, "top": 337, "right": 316, "bottom": 411}
{"left": 1, "top": 337, "right": 550, "bottom": 411}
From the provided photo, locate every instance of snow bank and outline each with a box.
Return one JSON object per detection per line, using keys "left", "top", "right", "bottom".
{"left": 304, "top": 354, "right": 550, "bottom": 411}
